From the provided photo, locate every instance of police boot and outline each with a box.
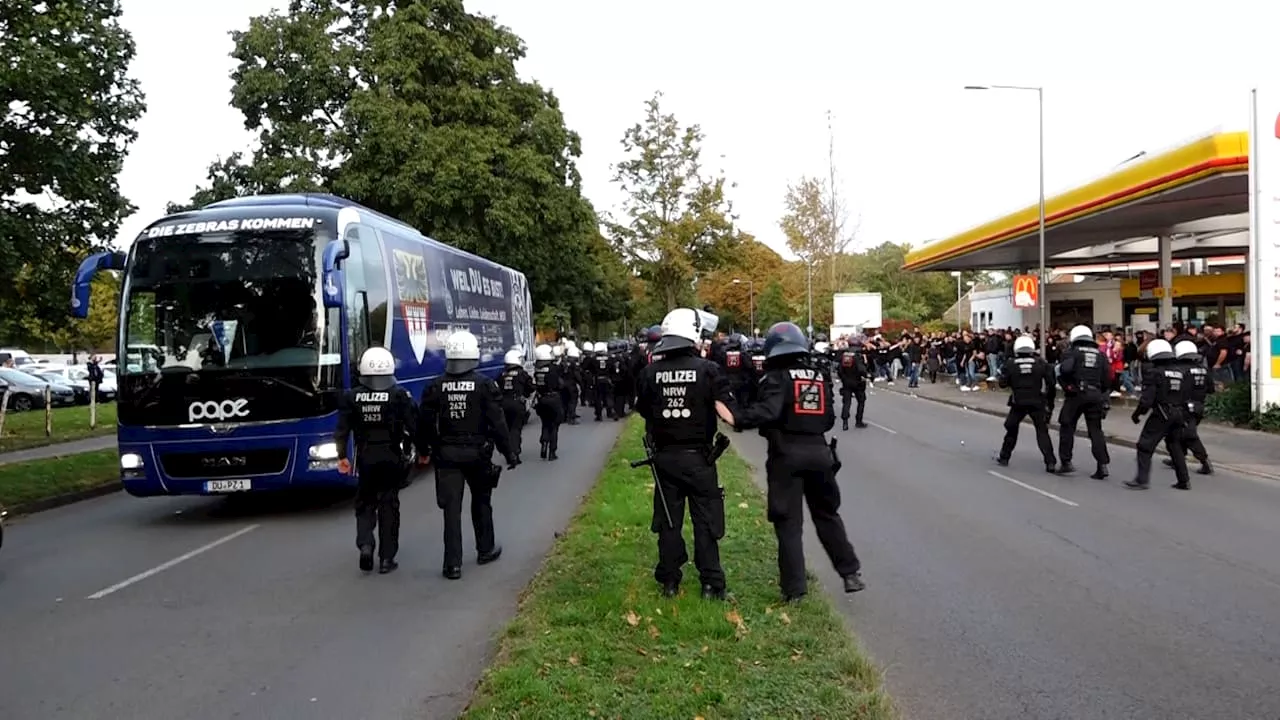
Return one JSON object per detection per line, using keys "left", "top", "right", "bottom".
{"left": 1056, "top": 461, "right": 1075, "bottom": 474}
{"left": 378, "top": 558, "right": 398, "bottom": 574}
{"left": 443, "top": 565, "right": 462, "bottom": 580}
{"left": 661, "top": 582, "right": 679, "bottom": 598}
{"left": 855, "top": 421, "right": 868, "bottom": 429}
{"left": 1162, "top": 457, "right": 1176, "bottom": 468}
{"left": 994, "top": 455, "right": 1009, "bottom": 467}
{"left": 1045, "top": 462, "right": 1057, "bottom": 474}
{"left": 1090, "top": 464, "right": 1109, "bottom": 480}
{"left": 540, "top": 442, "right": 548, "bottom": 459}
{"left": 478, "top": 546, "right": 503, "bottom": 565}
{"left": 842, "top": 418, "right": 849, "bottom": 431}
{"left": 359, "top": 545, "right": 375, "bottom": 573}
{"left": 701, "top": 584, "right": 726, "bottom": 601}
{"left": 842, "top": 573, "right": 866, "bottom": 593}
{"left": 1124, "top": 479, "right": 1149, "bottom": 490}
{"left": 1172, "top": 481, "right": 1191, "bottom": 490}
{"left": 1197, "top": 460, "right": 1214, "bottom": 475}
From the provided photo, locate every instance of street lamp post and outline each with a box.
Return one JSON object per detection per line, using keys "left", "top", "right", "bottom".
{"left": 951, "top": 271, "right": 962, "bottom": 330}
{"left": 965, "top": 84, "right": 1047, "bottom": 359}
{"left": 732, "top": 278, "right": 755, "bottom": 336}
{"left": 806, "top": 258, "right": 814, "bottom": 337}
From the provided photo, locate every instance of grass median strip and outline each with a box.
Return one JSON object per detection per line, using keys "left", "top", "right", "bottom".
{"left": 463, "top": 416, "right": 893, "bottom": 719}
{"left": 0, "top": 403, "right": 117, "bottom": 453}
{"left": 0, "top": 448, "right": 119, "bottom": 508}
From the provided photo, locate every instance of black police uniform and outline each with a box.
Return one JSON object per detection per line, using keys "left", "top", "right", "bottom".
{"left": 996, "top": 351, "right": 1057, "bottom": 470}
{"left": 419, "top": 369, "right": 519, "bottom": 578}
{"left": 1056, "top": 341, "right": 1113, "bottom": 476}
{"left": 635, "top": 345, "right": 732, "bottom": 599}
{"left": 533, "top": 359, "right": 565, "bottom": 459}
{"left": 1127, "top": 358, "right": 1192, "bottom": 490}
{"left": 835, "top": 344, "right": 870, "bottom": 430}
{"left": 334, "top": 379, "right": 416, "bottom": 573}
{"left": 1166, "top": 354, "right": 1214, "bottom": 474}
{"left": 811, "top": 347, "right": 834, "bottom": 382}
{"left": 498, "top": 363, "right": 534, "bottom": 459}
{"left": 734, "top": 325, "right": 863, "bottom": 602}
{"left": 748, "top": 344, "right": 767, "bottom": 401}
{"left": 719, "top": 337, "right": 750, "bottom": 402}
{"left": 580, "top": 347, "right": 597, "bottom": 408}
{"left": 591, "top": 347, "right": 614, "bottom": 421}
{"left": 609, "top": 343, "right": 631, "bottom": 419}
{"left": 561, "top": 353, "right": 581, "bottom": 423}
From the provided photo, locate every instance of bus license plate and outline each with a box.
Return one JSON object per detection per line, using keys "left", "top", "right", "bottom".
{"left": 204, "top": 479, "right": 251, "bottom": 493}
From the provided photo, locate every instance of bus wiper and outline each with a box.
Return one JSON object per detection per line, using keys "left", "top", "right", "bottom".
{"left": 230, "top": 373, "right": 318, "bottom": 398}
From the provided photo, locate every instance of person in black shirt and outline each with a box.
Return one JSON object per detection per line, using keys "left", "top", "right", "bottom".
{"left": 905, "top": 337, "right": 923, "bottom": 388}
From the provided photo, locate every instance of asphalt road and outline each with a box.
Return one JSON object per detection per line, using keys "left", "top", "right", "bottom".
{"left": 733, "top": 387, "right": 1280, "bottom": 720}
{"left": 0, "top": 416, "right": 623, "bottom": 720}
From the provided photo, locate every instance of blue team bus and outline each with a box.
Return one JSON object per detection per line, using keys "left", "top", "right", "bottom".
{"left": 71, "top": 194, "right": 535, "bottom": 497}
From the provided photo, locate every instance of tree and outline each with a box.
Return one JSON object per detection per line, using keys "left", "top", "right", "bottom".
{"left": 754, "top": 280, "right": 792, "bottom": 328}
{"left": 166, "top": 153, "right": 274, "bottom": 214}
{"left": 608, "top": 92, "right": 738, "bottom": 311}
{"left": 0, "top": 0, "right": 145, "bottom": 337}
{"left": 22, "top": 273, "right": 119, "bottom": 352}
{"left": 695, "top": 234, "right": 786, "bottom": 333}
{"left": 174, "top": 0, "right": 608, "bottom": 314}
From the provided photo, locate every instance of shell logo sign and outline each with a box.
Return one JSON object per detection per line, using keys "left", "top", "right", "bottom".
{"left": 1012, "top": 274, "right": 1039, "bottom": 308}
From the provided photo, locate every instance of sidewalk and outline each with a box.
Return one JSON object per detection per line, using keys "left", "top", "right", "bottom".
{"left": 876, "top": 378, "right": 1280, "bottom": 481}
{"left": 0, "top": 435, "right": 116, "bottom": 466}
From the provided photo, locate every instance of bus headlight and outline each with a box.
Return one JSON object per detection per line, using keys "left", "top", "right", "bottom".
{"left": 120, "top": 452, "right": 144, "bottom": 470}
{"left": 308, "top": 442, "right": 339, "bottom": 471}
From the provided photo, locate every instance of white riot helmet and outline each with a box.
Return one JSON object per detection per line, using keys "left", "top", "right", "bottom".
{"left": 1068, "top": 325, "right": 1094, "bottom": 344}
{"left": 563, "top": 339, "right": 577, "bottom": 352}
{"left": 503, "top": 349, "right": 523, "bottom": 366}
{"left": 596, "top": 341, "right": 609, "bottom": 353}
{"left": 814, "top": 341, "right": 830, "bottom": 354}
{"left": 1013, "top": 335, "right": 1036, "bottom": 355}
{"left": 444, "top": 331, "right": 480, "bottom": 374}
{"left": 653, "top": 308, "right": 701, "bottom": 354}
{"left": 535, "top": 344, "right": 553, "bottom": 362}
{"left": 1174, "top": 340, "right": 1199, "bottom": 360}
{"left": 567, "top": 344, "right": 581, "bottom": 359}
{"left": 552, "top": 344, "right": 564, "bottom": 358}
{"left": 1146, "top": 338, "right": 1175, "bottom": 362}
{"left": 358, "top": 346, "right": 396, "bottom": 390}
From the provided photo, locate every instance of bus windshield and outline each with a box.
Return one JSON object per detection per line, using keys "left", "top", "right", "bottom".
{"left": 121, "top": 229, "right": 341, "bottom": 389}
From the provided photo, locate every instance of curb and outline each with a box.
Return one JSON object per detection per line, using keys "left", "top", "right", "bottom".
{"left": 879, "top": 386, "right": 1280, "bottom": 482}
{"left": 8, "top": 482, "right": 121, "bottom": 518}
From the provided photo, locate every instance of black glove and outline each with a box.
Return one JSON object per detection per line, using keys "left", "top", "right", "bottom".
{"left": 505, "top": 453, "right": 520, "bottom": 470}
{"left": 1131, "top": 410, "right": 1142, "bottom": 425}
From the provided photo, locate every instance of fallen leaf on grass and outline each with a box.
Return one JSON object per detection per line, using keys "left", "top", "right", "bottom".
{"left": 624, "top": 610, "right": 640, "bottom": 626}
{"left": 568, "top": 654, "right": 580, "bottom": 666}
{"left": 648, "top": 624, "right": 660, "bottom": 638}
{"left": 737, "top": 502, "right": 749, "bottom": 509}
{"left": 725, "top": 609, "right": 748, "bottom": 636}
{"left": 779, "top": 611, "right": 791, "bottom": 625}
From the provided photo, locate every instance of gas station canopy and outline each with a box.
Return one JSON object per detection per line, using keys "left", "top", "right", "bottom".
{"left": 902, "top": 132, "right": 1249, "bottom": 272}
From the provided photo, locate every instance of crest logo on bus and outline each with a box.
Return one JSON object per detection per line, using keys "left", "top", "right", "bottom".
{"left": 393, "top": 249, "right": 431, "bottom": 363}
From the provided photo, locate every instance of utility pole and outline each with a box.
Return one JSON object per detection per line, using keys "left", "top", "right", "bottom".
{"left": 827, "top": 110, "right": 838, "bottom": 290}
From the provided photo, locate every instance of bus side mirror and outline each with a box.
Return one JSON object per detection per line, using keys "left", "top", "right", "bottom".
{"left": 321, "top": 238, "right": 349, "bottom": 309}
{"left": 70, "top": 251, "right": 127, "bottom": 319}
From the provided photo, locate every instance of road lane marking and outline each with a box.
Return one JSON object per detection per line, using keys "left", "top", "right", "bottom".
{"left": 87, "top": 524, "right": 261, "bottom": 600}
{"left": 867, "top": 421, "right": 897, "bottom": 434}
{"left": 988, "top": 471, "right": 1078, "bottom": 507}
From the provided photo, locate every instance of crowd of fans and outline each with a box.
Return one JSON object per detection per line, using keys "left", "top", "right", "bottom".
{"left": 841, "top": 321, "right": 1251, "bottom": 395}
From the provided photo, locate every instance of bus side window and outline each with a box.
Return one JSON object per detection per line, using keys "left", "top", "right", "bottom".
{"left": 363, "top": 228, "right": 391, "bottom": 349}
{"left": 343, "top": 225, "right": 372, "bottom": 365}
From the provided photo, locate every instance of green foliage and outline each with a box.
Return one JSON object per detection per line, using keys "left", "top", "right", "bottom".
{"left": 608, "top": 92, "right": 738, "bottom": 311}
{"left": 1205, "top": 382, "right": 1280, "bottom": 432}
{"left": 172, "top": 0, "right": 620, "bottom": 320}
{"left": 21, "top": 273, "right": 119, "bottom": 352}
{"left": 754, "top": 280, "right": 792, "bottom": 328}
{"left": 0, "top": 0, "right": 145, "bottom": 336}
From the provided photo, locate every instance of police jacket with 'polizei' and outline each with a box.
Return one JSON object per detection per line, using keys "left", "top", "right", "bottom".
{"left": 334, "top": 383, "right": 417, "bottom": 466}
{"left": 1179, "top": 358, "right": 1212, "bottom": 415}
{"left": 1058, "top": 345, "right": 1111, "bottom": 397}
{"left": 735, "top": 359, "right": 834, "bottom": 449}
{"left": 418, "top": 370, "right": 514, "bottom": 464}
{"left": 636, "top": 352, "right": 733, "bottom": 450}
{"left": 999, "top": 355, "right": 1056, "bottom": 408}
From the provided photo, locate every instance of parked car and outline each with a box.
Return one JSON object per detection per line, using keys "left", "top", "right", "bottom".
{"left": 34, "top": 365, "right": 117, "bottom": 403}
{"left": 0, "top": 367, "right": 74, "bottom": 410}
{"left": 0, "top": 348, "right": 38, "bottom": 369}
{"left": 25, "top": 370, "right": 87, "bottom": 406}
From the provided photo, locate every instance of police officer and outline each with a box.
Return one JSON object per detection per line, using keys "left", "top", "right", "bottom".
{"left": 635, "top": 308, "right": 736, "bottom": 600}
{"left": 836, "top": 338, "right": 870, "bottom": 430}
{"left": 719, "top": 333, "right": 752, "bottom": 403}
{"left": 580, "top": 340, "right": 597, "bottom": 409}
{"left": 608, "top": 340, "right": 631, "bottom": 420}
{"left": 562, "top": 341, "right": 582, "bottom": 424}
{"left": 995, "top": 335, "right": 1057, "bottom": 472}
{"left": 1056, "top": 324, "right": 1113, "bottom": 479}
{"left": 418, "top": 331, "right": 520, "bottom": 580}
{"left": 590, "top": 341, "right": 614, "bottom": 421}
{"left": 499, "top": 348, "right": 534, "bottom": 460}
{"left": 748, "top": 338, "right": 767, "bottom": 392}
{"left": 532, "top": 343, "right": 565, "bottom": 459}
{"left": 811, "top": 340, "right": 834, "bottom": 383}
{"left": 1126, "top": 338, "right": 1192, "bottom": 491}
{"left": 728, "top": 322, "right": 864, "bottom": 602}
{"left": 334, "top": 346, "right": 417, "bottom": 574}
{"left": 1164, "top": 340, "right": 1214, "bottom": 475}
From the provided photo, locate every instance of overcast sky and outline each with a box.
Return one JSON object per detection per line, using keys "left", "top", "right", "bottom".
{"left": 114, "top": 0, "right": 1272, "bottom": 258}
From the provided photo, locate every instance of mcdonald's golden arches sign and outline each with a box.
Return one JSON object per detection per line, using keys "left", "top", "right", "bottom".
{"left": 1012, "top": 275, "right": 1039, "bottom": 308}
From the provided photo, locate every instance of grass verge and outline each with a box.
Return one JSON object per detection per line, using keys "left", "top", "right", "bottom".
{"left": 462, "top": 416, "right": 893, "bottom": 719}
{"left": 0, "top": 449, "right": 119, "bottom": 508}
{"left": 0, "top": 403, "right": 117, "bottom": 453}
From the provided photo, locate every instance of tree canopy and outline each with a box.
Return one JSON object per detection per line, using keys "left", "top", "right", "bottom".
{"left": 0, "top": 0, "right": 145, "bottom": 343}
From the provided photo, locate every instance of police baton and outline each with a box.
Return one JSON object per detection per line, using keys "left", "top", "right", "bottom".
{"left": 630, "top": 434, "right": 675, "bottom": 530}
